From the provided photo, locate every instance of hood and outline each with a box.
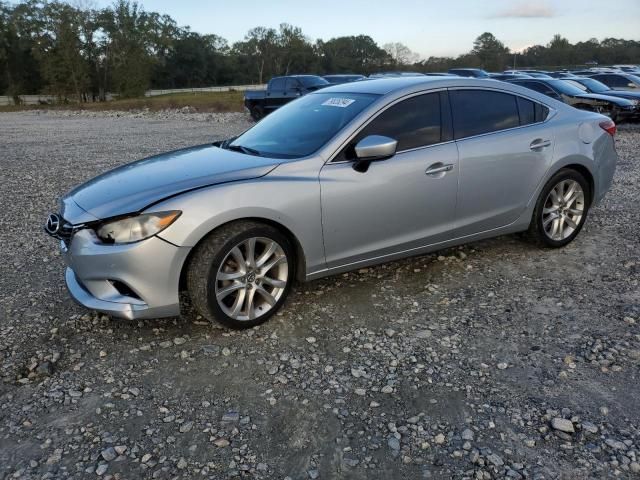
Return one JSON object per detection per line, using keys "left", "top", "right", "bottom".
{"left": 573, "top": 92, "right": 634, "bottom": 106}
{"left": 599, "top": 90, "right": 640, "bottom": 101}
{"left": 65, "top": 144, "right": 279, "bottom": 221}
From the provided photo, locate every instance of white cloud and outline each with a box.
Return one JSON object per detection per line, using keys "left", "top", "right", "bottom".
{"left": 491, "top": 2, "right": 555, "bottom": 18}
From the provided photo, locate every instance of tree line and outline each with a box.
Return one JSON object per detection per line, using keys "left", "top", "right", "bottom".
{"left": 1, "top": 0, "right": 639, "bottom": 101}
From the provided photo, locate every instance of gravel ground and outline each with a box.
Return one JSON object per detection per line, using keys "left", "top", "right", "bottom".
{"left": 0, "top": 110, "right": 639, "bottom": 480}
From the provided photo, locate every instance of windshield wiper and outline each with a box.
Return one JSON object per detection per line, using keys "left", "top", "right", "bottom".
{"left": 226, "top": 144, "right": 262, "bottom": 157}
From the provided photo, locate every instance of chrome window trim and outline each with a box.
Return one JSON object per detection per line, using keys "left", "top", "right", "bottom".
{"left": 327, "top": 140, "right": 458, "bottom": 165}
{"left": 325, "top": 86, "right": 556, "bottom": 165}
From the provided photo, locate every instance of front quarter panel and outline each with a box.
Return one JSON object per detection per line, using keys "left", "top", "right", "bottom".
{"left": 152, "top": 157, "right": 326, "bottom": 275}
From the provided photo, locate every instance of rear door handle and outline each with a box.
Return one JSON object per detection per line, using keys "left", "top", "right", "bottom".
{"left": 530, "top": 139, "right": 551, "bottom": 150}
{"left": 425, "top": 163, "right": 454, "bottom": 176}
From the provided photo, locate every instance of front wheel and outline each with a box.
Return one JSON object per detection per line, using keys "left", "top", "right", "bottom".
{"left": 527, "top": 169, "right": 591, "bottom": 248}
{"left": 186, "top": 221, "right": 294, "bottom": 328}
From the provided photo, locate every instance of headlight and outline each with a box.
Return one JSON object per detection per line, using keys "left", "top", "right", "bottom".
{"left": 95, "top": 211, "right": 181, "bottom": 244}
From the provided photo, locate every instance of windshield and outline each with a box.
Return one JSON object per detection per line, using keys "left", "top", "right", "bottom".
{"left": 230, "top": 92, "right": 378, "bottom": 158}
{"left": 549, "top": 80, "right": 589, "bottom": 96}
{"left": 299, "top": 76, "right": 329, "bottom": 88}
{"left": 575, "top": 78, "right": 610, "bottom": 93}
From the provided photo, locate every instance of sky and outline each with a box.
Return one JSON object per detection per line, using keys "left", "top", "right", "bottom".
{"left": 83, "top": 0, "right": 640, "bottom": 58}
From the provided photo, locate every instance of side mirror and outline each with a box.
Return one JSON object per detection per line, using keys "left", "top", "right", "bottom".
{"left": 354, "top": 135, "right": 397, "bottom": 160}
{"left": 352, "top": 135, "right": 398, "bottom": 173}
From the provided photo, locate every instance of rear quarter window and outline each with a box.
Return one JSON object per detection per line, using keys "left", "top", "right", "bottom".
{"left": 516, "top": 97, "right": 549, "bottom": 125}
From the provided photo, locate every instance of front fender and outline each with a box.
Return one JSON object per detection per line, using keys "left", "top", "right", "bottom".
{"left": 150, "top": 161, "right": 326, "bottom": 276}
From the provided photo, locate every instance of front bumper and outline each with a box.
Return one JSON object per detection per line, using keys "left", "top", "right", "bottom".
{"left": 62, "top": 229, "right": 190, "bottom": 320}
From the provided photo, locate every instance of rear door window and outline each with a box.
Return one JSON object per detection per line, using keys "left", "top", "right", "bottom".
{"left": 450, "top": 90, "right": 520, "bottom": 139}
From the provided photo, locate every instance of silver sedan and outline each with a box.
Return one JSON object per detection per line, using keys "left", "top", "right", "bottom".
{"left": 45, "top": 77, "right": 618, "bottom": 328}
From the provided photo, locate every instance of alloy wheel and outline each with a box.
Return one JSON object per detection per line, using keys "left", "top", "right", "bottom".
{"left": 542, "top": 179, "right": 585, "bottom": 241}
{"left": 214, "top": 237, "right": 288, "bottom": 321}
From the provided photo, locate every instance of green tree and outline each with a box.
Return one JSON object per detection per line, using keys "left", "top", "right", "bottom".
{"left": 233, "top": 26, "right": 280, "bottom": 84}
{"left": 277, "top": 23, "right": 315, "bottom": 75}
{"left": 383, "top": 42, "right": 418, "bottom": 67}
{"left": 39, "top": 3, "right": 90, "bottom": 100}
{"left": 471, "top": 32, "right": 510, "bottom": 70}
{"left": 316, "top": 35, "right": 390, "bottom": 74}
{"left": 100, "top": 1, "right": 152, "bottom": 98}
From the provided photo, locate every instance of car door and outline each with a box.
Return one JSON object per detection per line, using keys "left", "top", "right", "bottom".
{"left": 284, "top": 78, "right": 303, "bottom": 103}
{"left": 265, "top": 78, "right": 286, "bottom": 111}
{"left": 449, "top": 89, "right": 555, "bottom": 236}
{"left": 319, "top": 91, "right": 459, "bottom": 269}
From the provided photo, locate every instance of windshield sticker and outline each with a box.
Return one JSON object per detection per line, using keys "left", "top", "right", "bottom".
{"left": 322, "top": 97, "right": 356, "bottom": 108}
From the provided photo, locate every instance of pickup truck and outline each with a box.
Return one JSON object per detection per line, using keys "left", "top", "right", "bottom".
{"left": 244, "top": 75, "right": 329, "bottom": 120}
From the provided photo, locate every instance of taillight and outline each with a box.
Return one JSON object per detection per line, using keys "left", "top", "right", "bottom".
{"left": 599, "top": 119, "right": 616, "bottom": 136}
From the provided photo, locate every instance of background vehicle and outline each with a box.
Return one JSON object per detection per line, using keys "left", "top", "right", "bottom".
{"left": 504, "top": 70, "right": 553, "bottom": 78}
{"left": 448, "top": 68, "right": 489, "bottom": 78}
{"left": 47, "top": 77, "right": 618, "bottom": 328}
{"left": 490, "top": 73, "right": 532, "bottom": 80}
{"left": 589, "top": 73, "right": 640, "bottom": 91}
{"left": 323, "top": 74, "right": 366, "bottom": 85}
{"left": 369, "top": 72, "right": 425, "bottom": 78}
{"left": 244, "top": 75, "right": 329, "bottom": 120}
{"left": 547, "top": 72, "right": 580, "bottom": 79}
{"left": 612, "top": 65, "right": 640, "bottom": 74}
{"left": 506, "top": 78, "right": 637, "bottom": 121}
{"left": 564, "top": 77, "right": 640, "bottom": 103}
{"left": 571, "top": 70, "right": 601, "bottom": 76}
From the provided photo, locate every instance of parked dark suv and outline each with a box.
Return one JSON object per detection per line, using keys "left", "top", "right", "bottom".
{"left": 244, "top": 75, "right": 329, "bottom": 120}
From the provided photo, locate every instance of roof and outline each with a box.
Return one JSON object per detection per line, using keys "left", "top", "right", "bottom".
{"left": 312, "top": 76, "right": 566, "bottom": 113}
{"left": 271, "top": 74, "right": 324, "bottom": 79}
{"left": 316, "top": 76, "right": 500, "bottom": 96}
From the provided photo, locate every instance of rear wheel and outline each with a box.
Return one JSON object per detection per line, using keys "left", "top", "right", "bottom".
{"left": 186, "top": 221, "right": 294, "bottom": 328}
{"left": 527, "top": 169, "right": 591, "bottom": 247}
{"left": 249, "top": 104, "right": 265, "bottom": 121}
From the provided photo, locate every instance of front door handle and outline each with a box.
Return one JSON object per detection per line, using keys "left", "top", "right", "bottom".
{"left": 530, "top": 139, "right": 551, "bottom": 150}
{"left": 425, "top": 163, "right": 454, "bottom": 176}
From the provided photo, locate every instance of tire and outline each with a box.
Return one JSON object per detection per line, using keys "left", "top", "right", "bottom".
{"left": 249, "top": 104, "right": 264, "bottom": 121}
{"left": 527, "top": 168, "right": 591, "bottom": 248}
{"left": 186, "top": 221, "right": 295, "bottom": 329}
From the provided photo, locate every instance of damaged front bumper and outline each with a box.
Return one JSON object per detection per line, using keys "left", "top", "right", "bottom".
{"left": 60, "top": 228, "right": 190, "bottom": 320}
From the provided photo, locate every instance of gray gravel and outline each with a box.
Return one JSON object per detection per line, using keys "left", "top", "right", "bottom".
{"left": 0, "top": 110, "right": 639, "bottom": 479}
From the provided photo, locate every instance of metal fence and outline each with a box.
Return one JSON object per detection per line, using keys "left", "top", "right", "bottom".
{"left": 144, "top": 84, "right": 266, "bottom": 97}
{"left": 0, "top": 95, "right": 58, "bottom": 106}
{"left": 0, "top": 84, "right": 266, "bottom": 105}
